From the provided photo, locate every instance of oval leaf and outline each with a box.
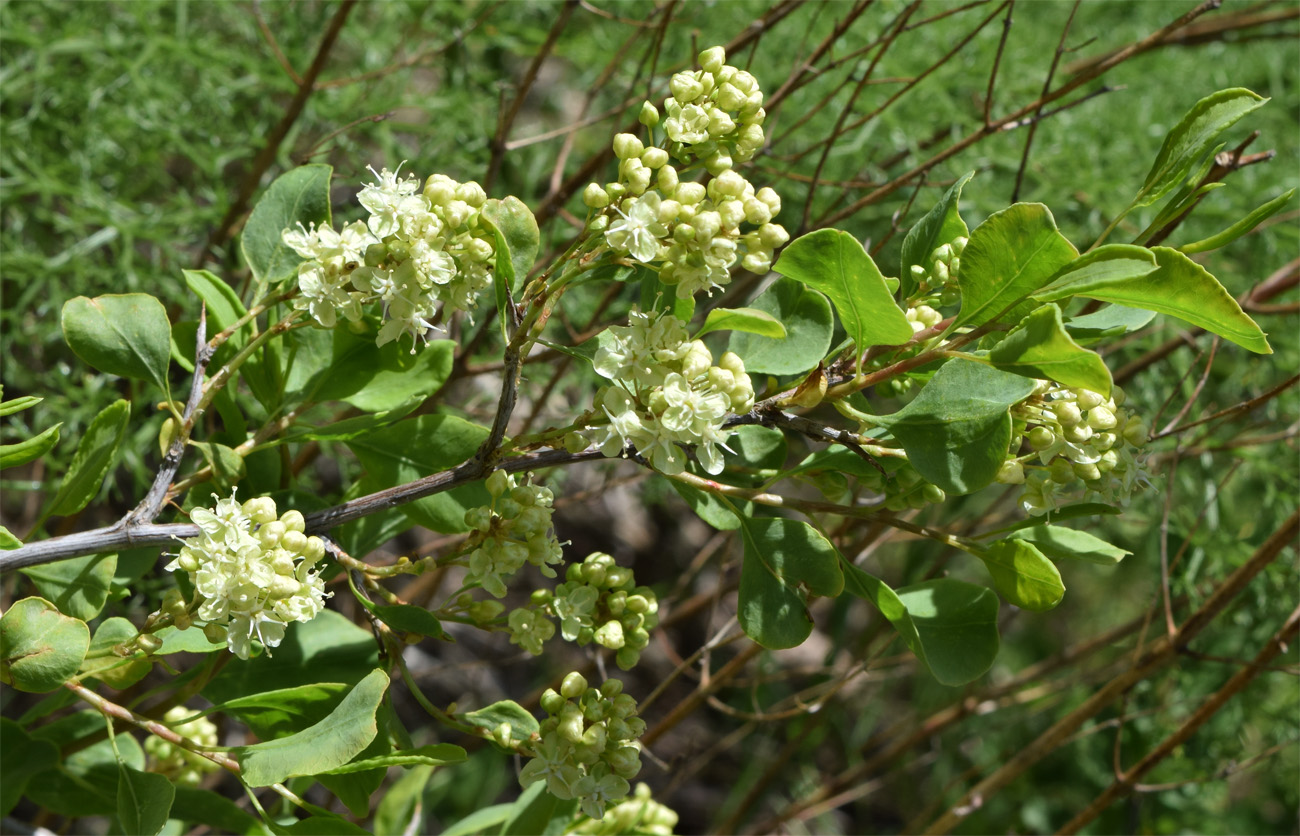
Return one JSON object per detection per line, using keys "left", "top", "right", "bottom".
{"left": 1, "top": 597, "right": 91, "bottom": 692}
{"left": 737, "top": 515, "right": 845, "bottom": 649}
{"left": 900, "top": 171, "right": 974, "bottom": 299}
{"left": 696, "top": 307, "right": 786, "bottom": 340}
{"left": 464, "top": 700, "right": 541, "bottom": 745}
{"left": 728, "top": 277, "right": 833, "bottom": 376}
{"left": 480, "top": 196, "right": 540, "bottom": 293}
{"left": 980, "top": 539, "right": 1065, "bottom": 612}
{"left": 774, "top": 229, "right": 913, "bottom": 354}
{"left": 62, "top": 294, "right": 172, "bottom": 392}
{"left": 988, "top": 304, "right": 1113, "bottom": 396}
{"left": 47, "top": 399, "right": 131, "bottom": 517}
{"left": 1011, "top": 525, "right": 1130, "bottom": 565}
{"left": 235, "top": 668, "right": 390, "bottom": 786}
{"left": 21, "top": 552, "right": 117, "bottom": 620}
{"left": 956, "top": 204, "right": 1078, "bottom": 328}
{"left": 241, "top": 164, "right": 333, "bottom": 290}
{"left": 0, "top": 718, "right": 61, "bottom": 817}
{"left": 117, "top": 764, "right": 175, "bottom": 836}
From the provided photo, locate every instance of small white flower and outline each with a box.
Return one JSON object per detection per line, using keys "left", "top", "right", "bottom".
{"left": 605, "top": 193, "right": 667, "bottom": 263}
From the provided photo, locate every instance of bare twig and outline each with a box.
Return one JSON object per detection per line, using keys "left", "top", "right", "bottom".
{"left": 1011, "top": 1, "right": 1078, "bottom": 204}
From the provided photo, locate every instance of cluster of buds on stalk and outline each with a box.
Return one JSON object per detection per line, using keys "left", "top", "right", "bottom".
{"left": 462, "top": 471, "right": 564, "bottom": 598}
{"left": 908, "top": 236, "right": 967, "bottom": 304}
{"left": 144, "top": 707, "right": 221, "bottom": 788}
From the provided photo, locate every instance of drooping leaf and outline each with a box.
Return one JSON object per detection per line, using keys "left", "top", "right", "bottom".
{"left": 1180, "top": 188, "right": 1296, "bottom": 254}
{"left": 46, "top": 399, "right": 130, "bottom": 517}
{"left": 319, "top": 743, "right": 467, "bottom": 775}
{"left": 980, "top": 538, "right": 1065, "bottom": 612}
{"left": 774, "top": 229, "right": 913, "bottom": 355}
{"left": 241, "top": 164, "right": 333, "bottom": 291}
{"left": 1, "top": 597, "right": 90, "bottom": 692}
{"left": 1035, "top": 246, "right": 1270, "bottom": 354}
{"left": 839, "top": 560, "right": 1000, "bottom": 686}
{"left": 727, "top": 276, "right": 834, "bottom": 376}
{"left": 481, "top": 196, "right": 540, "bottom": 293}
{"left": 0, "top": 718, "right": 60, "bottom": 817}
{"left": 1133, "top": 88, "right": 1267, "bottom": 210}
{"left": 1011, "top": 525, "right": 1130, "bottom": 565}
{"left": 736, "top": 515, "right": 844, "bottom": 649}
{"left": 62, "top": 294, "right": 172, "bottom": 393}
{"left": 235, "top": 668, "right": 390, "bottom": 786}
{"left": 464, "top": 700, "right": 541, "bottom": 745}
{"left": 0, "top": 422, "right": 62, "bottom": 470}
{"left": 872, "top": 359, "right": 1036, "bottom": 495}
{"left": 171, "top": 786, "right": 272, "bottom": 836}
{"left": 21, "top": 552, "right": 117, "bottom": 620}
{"left": 988, "top": 304, "right": 1113, "bottom": 395}
{"left": 696, "top": 306, "right": 787, "bottom": 340}
{"left": 900, "top": 171, "right": 974, "bottom": 299}
{"left": 956, "top": 204, "right": 1078, "bottom": 328}
{"left": 116, "top": 764, "right": 175, "bottom": 836}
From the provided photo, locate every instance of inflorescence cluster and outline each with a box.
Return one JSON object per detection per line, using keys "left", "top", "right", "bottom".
{"left": 463, "top": 471, "right": 565, "bottom": 598}
{"left": 144, "top": 706, "right": 221, "bottom": 788}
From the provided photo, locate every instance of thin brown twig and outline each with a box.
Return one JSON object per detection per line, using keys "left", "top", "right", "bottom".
{"left": 1011, "top": 0, "right": 1078, "bottom": 204}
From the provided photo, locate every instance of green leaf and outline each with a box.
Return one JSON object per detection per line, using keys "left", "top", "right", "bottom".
{"left": 271, "top": 815, "right": 371, "bottom": 836}
{"left": 25, "top": 734, "right": 144, "bottom": 817}
{"left": 464, "top": 700, "right": 541, "bottom": 745}
{"left": 190, "top": 441, "right": 246, "bottom": 492}
{"left": 235, "top": 668, "right": 390, "bottom": 786}
{"left": 670, "top": 481, "right": 748, "bottom": 530}
{"left": 346, "top": 414, "right": 490, "bottom": 534}
{"left": 171, "top": 786, "right": 271, "bottom": 836}
{"left": 727, "top": 276, "right": 834, "bottom": 376}
{"left": 1180, "top": 188, "right": 1296, "bottom": 254}
{"left": 988, "top": 304, "right": 1112, "bottom": 395}
{"left": 215, "top": 683, "right": 351, "bottom": 741}
{"left": 0, "top": 718, "right": 60, "bottom": 817}
{"left": 481, "top": 196, "right": 540, "bottom": 293}
{"left": 372, "top": 604, "right": 446, "bottom": 640}
{"left": 1035, "top": 246, "right": 1270, "bottom": 354}
{"left": 723, "top": 425, "right": 788, "bottom": 488}
{"left": 1064, "top": 305, "right": 1157, "bottom": 345}
{"left": 319, "top": 743, "right": 467, "bottom": 774}
{"left": 81, "top": 617, "right": 150, "bottom": 689}
{"left": 0, "top": 395, "right": 42, "bottom": 417}
{"left": 839, "top": 561, "right": 1000, "bottom": 686}
{"left": 0, "top": 526, "right": 20, "bottom": 550}
{"left": 0, "top": 421, "right": 62, "bottom": 470}
{"left": 21, "top": 552, "right": 117, "bottom": 620}
{"left": 873, "top": 359, "right": 1035, "bottom": 495}
{"left": 285, "top": 399, "right": 422, "bottom": 443}
{"left": 900, "top": 171, "right": 974, "bottom": 299}
{"left": 241, "top": 165, "right": 333, "bottom": 291}
{"left": 956, "top": 204, "right": 1078, "bottom": 328}
{"left": 979, "top": 502, "right": 1122, "bottom": 538}
{"left": 774, "top": 229, "right": 913, "bottom": 355}
{"left": 116, "top": 764, "right": 175, "bottom": 836}
{"left": 442, "top": 804, "right": 514, "bottom": 836}
{"left": 501, "top": 780, "right": 579, "bottom": 836}
{"left": 155, "top": 624, "right": 227, "bottom": 655}
{"left": 1133, "top": 88, "right": 1267, "bottom": 210}
{"left": 1, "top": 597, "right": 90, "bottom": 692}
{"left": 1011, "top": 525, "right": 1130, "bottom": 565}
{"left": 696, "top": 307, "right": 786, "bottom": 339}
{"left": 311, "top": 332, "right": 456, "bottom": 413}
{"left": 1041, "top": 245, "right": 1160, "bottom": 291}
{"left": 373, "top": 765, "right": 437, "bottom": 836}
{"left": 736, "top": 515, "right": 844, "bottom": 649}
{"left": 47, "top": 399, "right": 131, "bottom": 517}
{"left": 182, "top": 269, "right": 250, "bottom": 350}
{"left": 980, "top": 538, "right": 1065, "bottom": 612}
{"left": 62, "top": 294, "right": 172, "bottom": 392}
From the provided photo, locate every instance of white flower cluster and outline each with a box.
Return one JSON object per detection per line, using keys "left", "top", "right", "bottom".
{"left": 144, "top": 706, "right": 221, "bottom": 788}
{"left": 462, "top": 471, "right": 564, "bottom": 598}
{"left": 999, "top": 383, "right": 1151, "bottom": 515}
{"left": 166, "top": 493, "right": 330, "bottom": 660}
{"left": 283, "top": 166, "right": 496, "bottom": 349}
{"left": 583, "top": 46, "right": 789, "bottom": 299}
{"left": 509, "top": 551, "right": 659, "bottom": 670}
{"left": 520, "top": 673, "right": 645, "bottom": 821}
{"left": 577, "top": 309, "right": 754, "bottom": 475}
{"left": 571, "top": 782, "right": 679, "bottom": 836}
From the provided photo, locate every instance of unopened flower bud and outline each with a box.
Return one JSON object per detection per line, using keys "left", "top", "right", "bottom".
{"left": 639, "top": 101, "right": 660, "bottom": 127}
{"left": 280, "top": 510, "right": 305, "bottom": 533}
{"left": 243, "top": 497, "right": 278, "bottom": 524}
{"left": 137, "top": 634, "right": 164, "bottom": 655}
{"left": 486, "top": 470, "right": 511, "bottom": 498}
{"left": 699, "top": 45, "right": 726, "bottom": 75}
{"left": 656, "top": 165, "right": 679, "bottom": 193}
{"left": 669, "top": 72, "right": 704, "bottom": 103}
{"left": 1087, "top": 406, "right": 1117, "bottom": 430}
{"left": 675, "top": 182, "right": 706, "bottom": 205}
{"left": 583, "top": 183, "right": 610, "bottom": 209}
{"left": 1049, "top": 457, "right": 1076, "bottom": 483}
{"left": 561, "top": 671, "right": 589, "bottom": 699}
{"left": 1029, "top": 426, "right": 1056, "bottom": 451}
{"left": 612, "top": 133, "right": 644, "bottom": 160}
{"left": 997, "top": 459, "right": 1026, "bottom": 484}
{"left": 259, "top": 522, "right": 287, "bottom": 550}
{"left": 1051, "top": 401, "right": 1082, "bottom": 427}
{"left": 640, "top": 147, "right": 669, "bottom": 170}
{"left": 1075, "top": 389, "right": 1104, "bottom": 410}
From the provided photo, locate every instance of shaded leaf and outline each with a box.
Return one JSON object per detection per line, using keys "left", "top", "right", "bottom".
{"left": 116, "top": 764, "right": 175, "bottom": 836}
{"left": 501, "top": 780, "right": 579, "bottom": 836}
{"left": 1064, "top": 305, "right": 1157, "bottom": 344}
{"left": 464, "top": 700, "right": 540, "bottom": 745}
{"left": 737, "top": 515, "right": 844, "bottom": 649}
{"left": 171, "top": 786, "right": 271, "bottom": 836}
{"left": 216, "top": 683, "right": 351, "bottom": 741}
{"left": 0, "top": 717, "right": 60, "bottom": 817}
{"left": 0, "top": 422, "right": 62, "bottom": 470}
{"left": 671, "top": 481, "right": 748, "bottom": 530}
{"left": 62, "top": 294, "right": 172, "bottom": 392}
{"left": 728, "top": 277, "right": 833, "bottom": 376}
{"left": 989, "top": 304, "right": 1112, "bottom": 395}
{"left": 22, "top": 552, "right": 117, "bottom": 621}
{"left": 310, "top": 333, "right": 456, "bottom": 413}
{"left": 956, "top": 204, "right": 1078, "bottom": 328}
{"left": 981, "top": 539, "right": 1065, "bottom": 612}
{"left": 47, "top": 399, "right": 130, "bottom": 516}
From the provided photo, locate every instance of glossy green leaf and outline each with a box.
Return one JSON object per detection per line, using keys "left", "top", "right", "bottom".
{"left": 1041, "top": 245, "right": 1160, "bottom": 292}
{"left": 81, "top": 616, "right": 150, "bottom": 689}
{"left": 775, "top": 229, "right": 913, "bottom": 354}
{"left": 1134, "top": 88, "right": 1267, "bottom": 210}
{"left": 839, "top": 561, "right": 1000, "bottom": 686}
{"left": 1011, "top": 525, "right": 1130, "bottom": 565}
{"left": 0, "top": 526, "right": 20, "bottom": 550}
{"left": 728, "top": 277, "right": 834, "bottom": 376}
{"left": 0, "top": 394, "right": 42, "bottom": 417}
{"left": 171, "top": 786, "right": 272, "bottom": 836}
{"left": 501, "top": 780, "right": 580, "bottom": 836}
{"left": 310, "top": 332, "right": 455, "bottom": 413}
{"left": 873, "top": 359, "right": 1036, "bottom": 495}
{"left": 0, "top": 421, "right": 61, "bottom": 470}
{"left": 21, "top": 552, "right": 117, "bottom": 620}
{"left": 737, "top": 515, "right": 844, "bottom": 649}
{"left": 989, "top": 304, "right": 1112, "bottom": 395}
{"left": 481, "top": 196, "right": 540, "bottom": 293}
{"left": 1, "top": 597, "right": 90, "bottom": 692}
{"left": 956, "top": 204, "right": 1078, "bottom": 328}
{"left": 1064, "top": 305, "right": 1157, "bottom": 344}
{"left": 0, "top": 718, "right": 60, "bottom": 817}
{"left": 372, "top": 604, "right": 446, "bottom": 640}
{"left": 62, "top": 294, "right": 172, "bottom": 392}
{"left": 47, "top": 398, "right": 130, "bottom": 516}
{"left": 236, "top": 668, "right": 390, "bottom": 786}
{"left": 464, "top": 700, "right": 541, "bottom": 745}
{"left": 900, "top": 171, "right": 974, "bottom": 299}
{"left": 241, "top": 164, "right": 333, "bottom": 290}
{"left": 155, "top": 624, "right": 227, "bottom": 655}
{"left": 980, "top": 538, "right": 1065, "bottom": 612}
{"left": 696, "top": 307, "right": 786, "bottom": 339}
{"left": 1036, "top": 246, "right": 1270, "bottom": 354}
{"left": 182, "top": 269, "right": 250, "bottom": 349}
{"left": 1180, "top": 188, "right": 1295, "bottom": 254}
{"left": 320, "top": 743, "right": 467, "bottom": 775}
{"left": 117, "top": 763, "right": 175, "bottom": 836}
{"left": 191, "top": 441, "right": 246, "bottom": 492}
{"left": 216, "top": 683, "right": 351, "bottom": 741}
{"left": 723, "top": 425, "right": 788, "bottom": 488}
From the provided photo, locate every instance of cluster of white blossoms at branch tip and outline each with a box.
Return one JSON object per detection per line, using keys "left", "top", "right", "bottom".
{"left": 519, "top": 673, "right": 645, "bottom": 820}
{"left": 583, "top": 46, "right": 788, "bottom": 299}
{"left": 999, "top": 382, "right": 1151, "bottom": 515}
{"left": 166, "top": 493, "right": 330, "bottom": 660}
{"left": 283, "top": 166, "right": 496, "bottom": 349}
{"left": 144, "top": 706, "right": 221, "bottom": 788}
{"left": 573, "top": 309, "right": 754, "bottom": 475}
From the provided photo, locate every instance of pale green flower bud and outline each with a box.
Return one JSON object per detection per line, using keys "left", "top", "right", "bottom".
{"left": 741, "top": 251, "right": 771, "bottom": 274}
{"left": 268, "top": 576, "right": 301, "bottom": 600}
{"left": 280, "top": 530, "right": 308, "bottom": 555}
{"left": 583, "top": 183, "right": 610, "bottom": 208}
{"left": 562, "top": 671, "right": 589, "bottom": 699}
{"left": 1111, "top": 385, "right": 1126, "bottom": 407}
{"left": 1051, "top": 401, "right": 1082, "bottom": 427}
{"left": 1073, "top": 461, "right": 1101, "bottom": 482}
{"left": 714, "top": 82, "right": 745, "bottom": 111}
{"left": 707, "top": 109, "right": 736, "bottom": 138}
{"left": 743, "top": 197, "right": 772, "bottom": 225}
{"left": 176, "top": 552, "right": 199, "bottom": 573}
{"left": 705, "top": 150, "right": 733, "bottom": 175}
{"left": 1087, "top": 406, "right": 1117, "bottom": 430}
{"left": 719, "top": 351, "right": 746, "bottom": 377}
{"left": 693, "top": 211, "right": 722, "bottom": 241}
{"left": 997, "top": 459, "right": 1026, "bottom": 484}
{"left": 922, "top": 484, "right": 946, "bottom": 504}
{"left": 595, "top": 620, "right": 625, "bottom": 649}
{"left": 708, "top": 367, "right": 736, "bottom": 392}
{"left": 656, "top": 199, "right": 681, "bottom": 225}
{"left": 613, "top": 133, "right": 644, "bottom": 160}
{"left": 1049, "top": 457, "right": 1076, "bottom": 483}
{"left": 670, "top": 71, "right": 704, "bottom": 103}
{"left": 243, "top": 496, "right": 278, "bottom": 524}
{"left": 1063, "top": 423, "right": 1093, "bottom": 444}
{"left": 719, "top": 199, "right": 746, "bottom": 228}
{"left": 951, "top": 236, "right": 968, "bottom": 255}
{"left": 675, "top": 182, "right": 706, "bottom": 205}
{"left": 626, "top": 166, "right": 652, "bottom": 194}
{"left": 137, "top": 634, "right": 164, "bottom": 654}
{"left": 656, "top": 165, "right": 679, "bottom": 193}
{"left": 1122, "top": 416, "right": 1148, "bottom": 445}
{"left": 605, "top": 182, "right": 626, "bottom": 201}
{"left": 564, "top": 431, "right": 589, "bottom": 454}
{"left": 203, "top": 622, "right": 227, "bottom": 644}
{"left": 672, "top": 223, "right": 695, "bottom": 244}
{"left": 949, "top": 256, "right": 961, "bottom": 276}
{"left": 1093, "top": 432, "right": 1116, "bottom": 452}
{"left": 1075, "top": 389, "right": 1105, "bottom": 410}
{"left": 280, "top": 510, "right": 306, "bottom": 533}
{"left": 1029, "top": 426, "right": 1056, "bottom": 451}
{"left": 699, "top": 45, "right": 726, "bottom": 75}
{"left": 259, "top": 522, "right": 287, "bottom": 550}
{"left": 1098, "top": 449, "right": 1120, "bottom": 472}
{"left": 758, "top": 222, "right": 789, "bottom": 249}
{"left": 932, "top": 261, "right": 949, "bottom": 284}
{"left": 587, "top": 214, "right": 609, "bottom": 233}
{"left": 486, "top": 470, "right": 511, "bottom": 497}
{"left": 541, "top": 689, "right": 566, "bottom": 715}
{"left": 467, "top": 237, "right": 494, "bottom": 263}
{"left": 456, "top": 181, "right": 487, "bottom": 207}
{"left": 932, "top": 243, "right": 953, "bottom": 264}
{"left": 640, "top": 147, "right": 669, "bottom": 170}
